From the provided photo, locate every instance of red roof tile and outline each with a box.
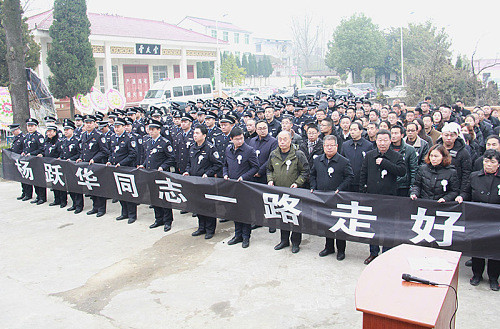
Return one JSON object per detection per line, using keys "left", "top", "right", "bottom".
{"left": 27, "top": 10, "right": 225, "bottom": 44}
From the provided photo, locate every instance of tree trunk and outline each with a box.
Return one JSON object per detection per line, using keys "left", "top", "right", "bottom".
{"left": 2, "top": 0, "right": 30, "bottom": 132}
{"left": 70, "top": 97, "right": 75, "bottom": 119}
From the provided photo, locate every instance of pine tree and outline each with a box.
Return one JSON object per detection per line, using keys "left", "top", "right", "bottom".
{"left": 242, "top": 54, "right": 249, "bottom": 77}
{"left": 47, "top": 0, "right": 96, "bottom": 118}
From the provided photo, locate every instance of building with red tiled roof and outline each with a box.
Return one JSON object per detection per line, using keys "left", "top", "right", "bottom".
{"left": 27, "top": 10, "right": 227, "bottom": 104}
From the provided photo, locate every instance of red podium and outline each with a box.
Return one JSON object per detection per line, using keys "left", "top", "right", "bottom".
{"left": 355, "top": 244, "right": 461, "bottom": 329}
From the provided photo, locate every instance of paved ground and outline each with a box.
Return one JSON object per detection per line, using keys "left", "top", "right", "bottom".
{"left": 0, "top": 179, "right": 499, "bottom": 329}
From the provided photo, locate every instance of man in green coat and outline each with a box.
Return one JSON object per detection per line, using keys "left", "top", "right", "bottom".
{"left": 267, "top": 131, "right": 309, "bottom": 253}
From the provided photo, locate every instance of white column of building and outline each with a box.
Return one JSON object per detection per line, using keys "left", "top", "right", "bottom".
{"left": 104, "top": 43, "right": 113, "bottom": 90}
{"left": 180, "top": 47, "right": 187, "bottom": 79}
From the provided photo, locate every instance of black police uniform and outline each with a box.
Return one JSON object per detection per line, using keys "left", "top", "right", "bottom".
{"left": 109, "top": 132, "right": 138, "bottom": 223}
{"left": 9, "top": 131, "right": 29, "bottom": 200}
{"left": 79, "top": 129, "right": 110, "bottom": 215}
{"left": 43, "top": 134, "right": 65, "bottom": 206}
{"left": 74, "top": 126, "right": 84, "bottom": 140}
{"left": 132, "top": 120, "right": 146, "bottom": 136}
{"left": 142, "top": 136, "right": 176, "bottom": 230}
{"left": 310, "top": 153, "right": 354, "bottom": 258}
{"left": 128, "top": 131, "right": 144, "bottom": 166}
{"left": 174, "top": 128, "right": 194, "bottom": 174}
{"left": 60, "top": 135, "right": 83, "bottom": 212}
{"left": 22, "top": 130, "right": 46, "bottom": 202}
{"left": 185, "top": 140, "right": 222, "bottom": 237}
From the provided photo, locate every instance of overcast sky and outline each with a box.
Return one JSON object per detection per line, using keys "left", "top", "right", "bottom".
{"left": 26, "top": 0, "right": 499, "bottom": 59}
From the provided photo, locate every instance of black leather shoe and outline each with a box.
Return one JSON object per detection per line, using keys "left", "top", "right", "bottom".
{"left": 49, "top": 202, "right": 60, "bottom": 206}
{"left": 180, "top": 210, "right": 188, "bottom": 214}
{"left": 192, "top": 229, "right": 206, "bottom": 236}
{"left": 269, "top": 228, "right": 276, "bottom": 233}
{"left": 319, "top": 248, "right": 334, "bottom": 257}
{"left": 22, "top": 196, "right": 32, "bottom": 201}
{"left": 490, "top": 280, "right": 499, "bottom": 291}
{"left": 337, "top": 252, "right": 346, "bottom": 261}
{"left": 205, "top": 233, "right": 214, "bottom": 240}
{"left": 112, "top": 199, "right": 118, "bottom": 203}
{"left": 242, "top": 239, "right": 250, "bottom": 248}
{"left": 149, "top": 222, "right": 162, "bottom": 229}
{"left": 470, "top": 276, "right": 482, "bottom": 286}
{"left": 149, "top": 205, "right": 154, "bottom": 209}
{"left": 192, "top": 213, "right": 197, "bottom": 217}
{"left": 36, "top": 199, "right": 46, "bottom": 205}
{"left": 96, "top": 212, "right": 105, "bottom": 217}
{"left": 465, "top": 259, "right": 473, "bottom": 267}
{"left": 60, "top": 203, "right": 67, "bottom": 208}
{"left": 87, "top": 209, "right": 98, "bottom": 215}
{"left": 128, "top": 218, "right": 136, "bottom": 224}
{"left": 17, "top": 195, "right": 25, "bottom": 200}
{"left": 30, "top": 198, "right": 39, "bottom": 204}
{"left": 74, "top": 208, "right": 83, "bottom": 214}
{"left": 116, "top": 215, "right": 128, "bottom": 221}
{"left": 164, "top": 223, "right": 172, "bottom": 232}
{"left": 67, "top": 206, "right": 76, "bottom": 211}
{"left": 228, "top": 236, "right": 243, "bottom": 245}
{"left": 219, "top": 219, "right": 228, "bottom": 223}
{"left": 274, "top": 242, "right": 290, "bottom": 250}
{"left": 364, "top": 255, "right": 377, "bottom": 265}
{"left": 291, "top": 245, "right": 300, "bottom": 253}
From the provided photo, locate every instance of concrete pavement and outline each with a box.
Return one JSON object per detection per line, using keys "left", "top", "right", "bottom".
{"left": 0, "top": 179, "right": 498, "bottom": 329}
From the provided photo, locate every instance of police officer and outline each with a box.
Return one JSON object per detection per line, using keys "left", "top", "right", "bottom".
{"left": 74, "top": 114, "right": 84, "bottom": 139}
{"left": 310, "top": 135, "right": 354, "bottom": 260}
{"left": 223, "top": 127, "right": 259, "bottom": 248}
{"left": 98, "top": 120, "right": 115, "bottom": 151}
{"left": 76, "top": 115, "right": 110, "bottom": 217}
{"left": 8, "top": 124, "right": 28, "bottom": 200}
{"left": 107, "top": 117, "right": 138, "bottom": 224}
{"left": 42, "top": 123, "right": 65, "bottom": 207}
{"left": 174, "top": 112, "right": 194, "bottom": 174}
{"left": 44, "top": 116, "right": 63, "bottom": 139}
{"left": 127, "top": 108, "right": 146, "bottom": 136}
{"left": 183, "top": 125, "right": 222, "bottom": 239}
{"left": 205, "top": 111, "right": 221, "bottom": 146}
{"left": 22, "top": 118, "right": 46, "bottom": 204}
{"left": 139, "top": 118, "right": 176, "bottom": 232}
{"left": 59, "top": 119, "right": 83, "bottom": 214}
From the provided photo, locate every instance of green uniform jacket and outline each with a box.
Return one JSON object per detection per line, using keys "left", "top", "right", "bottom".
{"left": 267, "top": 145, "right": 309, "bottom": 187}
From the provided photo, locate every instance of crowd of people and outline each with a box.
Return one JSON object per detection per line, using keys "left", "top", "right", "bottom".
{"left": 7, "top": 92, "right": 500, "bottom": 291}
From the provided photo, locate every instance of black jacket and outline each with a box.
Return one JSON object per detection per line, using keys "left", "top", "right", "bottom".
{"left": 310, "top": 153, "right": 353, "bottom": 192}
{"left": 359, "top": 148, "right": 406, "bottom": 195}
{"left": 185, "top": 140, "right": 222, "bottom": 177}
{"left": 299, "top": 138, "right": 324, "bottom": 168}
{"left": 436, "top": 137, "right": 471, "bottom": 196}
{"left": 410, "top": 164, "right": 460, "bottom": 201}
{"left": 463, "top": 170, "right": 500, "bottom": 204}
{"left": 43, "top": 136, "right": 62, "bottom": 158}
{"left": 108, "top": 132, "right": 137, "bottom": 167}
{"left": 22, "top": 131, "right": 44, "bottom": 156}
{"left": 78, "top": 130, "right": 110, "bottom": 163}
{"left": 142, "top": 136, "right": 176, "bottom": 171}
{"left": 59, "top": 136, "right": 80, "bottom": 161}
{"left": 340, "top": 137, "right": 373, "bottom": 189}
{"left": 9, "top": 133, "right": 24, "bottom": 154}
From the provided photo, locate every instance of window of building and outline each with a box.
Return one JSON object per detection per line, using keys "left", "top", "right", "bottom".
{"left": 211, "top": 30, "right": 217, "bottom": 38}
{"left": 183, "top": 86, "right": 193, "bottom": 96}
{"left": 112, "top": 65, "right": 119, "bottom": 90}
{"left": 173, "top": 86, "right": 183, "bottom": 97}
{"left": 187, "top": 65, "right": 194, "bottom": 79}
{"left": 244, "top": 34, "right": 249, "bottom": 44}
{"left": 98, "top": 66, "right": 105, "bottom": 93}
{"left": 202, "top": 84, "right": 212, "bottom": 94}
{"left": 193, "top": 85, "right": 202, "bottom": 95}
{"left": 152, "top": 65, "right": 168, "bottom": 83}
{"left": 255, "top": 44, "right": 262, "bottom": 53}
{"left": 223, "top": 31, "right": 228, "bottom": 42}
{"left": 234, "top": 33, "right": 239, "bottom": 44}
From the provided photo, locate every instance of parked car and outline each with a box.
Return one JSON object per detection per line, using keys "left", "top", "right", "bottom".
{"left": 349, "top": 83, "right": 377, "bottom": 98}
{"left": 383, "top": 85, "right": 407, "bottom": 99}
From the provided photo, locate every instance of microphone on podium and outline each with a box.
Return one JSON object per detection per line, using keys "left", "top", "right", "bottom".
{"left": 402, "top": 273, "right": 439, "bottom": 286}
